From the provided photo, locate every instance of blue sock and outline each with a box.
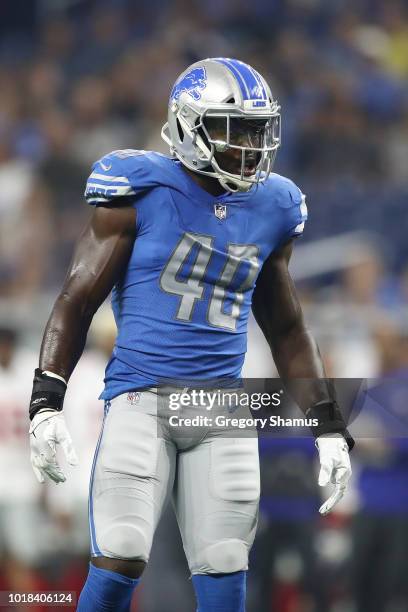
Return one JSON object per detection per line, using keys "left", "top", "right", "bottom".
{"left": 192, "top": 571, "right": 246, "bottom": 612}
{"left": 77, "top": 563, "right": 140, "bottom": 611}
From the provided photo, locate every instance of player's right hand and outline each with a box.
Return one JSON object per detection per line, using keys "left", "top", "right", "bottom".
{"left": 29, "top": 410, "right": 79, "bottom": 484}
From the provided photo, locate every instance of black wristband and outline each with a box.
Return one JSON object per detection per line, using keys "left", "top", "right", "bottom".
{"left": 306, "top": 400, "right": 355, "bottom": 451}
{"left": 29, "top": 368, "right": 67, "bottom": 421}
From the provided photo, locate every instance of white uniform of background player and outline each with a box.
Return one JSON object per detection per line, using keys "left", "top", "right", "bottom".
{"left": 0, "top": 342, "right": 43, "bottom": 566}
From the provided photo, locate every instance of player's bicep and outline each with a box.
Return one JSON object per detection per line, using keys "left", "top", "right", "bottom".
{"left": 252, "top": 240, "right": 303, "bottom": 342}
{"left": 59, "top": 205, "right": 136, "bottom": 315}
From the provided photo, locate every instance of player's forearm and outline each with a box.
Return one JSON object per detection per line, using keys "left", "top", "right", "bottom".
{"left": 270, "top": 321, "right": 333, "bottom": 413}
{"left": 39, "top": 292, "right": 95, "bottom": 381}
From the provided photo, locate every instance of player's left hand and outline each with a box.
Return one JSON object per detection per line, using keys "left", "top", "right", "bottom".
{"left": 315, "top": 433, "right": 351, "bottom": 515}
{"left": 29, "top": 410, "right": 79, "bottom": 484}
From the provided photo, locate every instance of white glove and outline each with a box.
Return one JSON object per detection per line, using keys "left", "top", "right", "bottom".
{"left": 315, "top": 433, "right": 352, "bottom": 515}
{"left": 29, "top": 410, "right": 79, "bottom": 484}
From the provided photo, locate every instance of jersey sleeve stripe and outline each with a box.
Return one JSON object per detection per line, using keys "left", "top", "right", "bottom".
{"left": 293, "top": 222, "right": 305, "bottom": 234}
{"left": 89, "top": 172, "right": 131, "bottom": 184}
{"left": 86, "top": 183, "right": 136, "bottom": 195}
{"left": 300, "top": 194, "right": 308, "bottom": 219}
{"left": 86, "top": 197, "right": 113, "bottom": 203}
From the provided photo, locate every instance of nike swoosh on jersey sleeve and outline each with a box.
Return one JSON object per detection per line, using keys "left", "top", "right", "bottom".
{"left": 84, "top": 151, "right": 143, "bottom": 205}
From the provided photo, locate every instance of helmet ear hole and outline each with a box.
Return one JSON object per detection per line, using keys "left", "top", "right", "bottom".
{"left": 176, "top": 118, "right": 184, "bottom": 142}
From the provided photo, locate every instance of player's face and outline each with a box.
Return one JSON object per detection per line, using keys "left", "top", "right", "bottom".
{"left": 204, "top": 117, "right": 267, "bottom": 177}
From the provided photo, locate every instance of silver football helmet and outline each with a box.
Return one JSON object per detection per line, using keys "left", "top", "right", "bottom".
{"left": 161, "top": 58, "right": 281, "bottom": 193}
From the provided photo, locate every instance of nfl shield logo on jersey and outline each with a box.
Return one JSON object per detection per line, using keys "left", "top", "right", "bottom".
{"left": 214, "top": 204, "right": 227, "bottom": 220}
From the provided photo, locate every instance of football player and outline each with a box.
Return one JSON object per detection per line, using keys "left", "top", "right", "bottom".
{"left": 29, "top": 59, "right": 354, "bottom": 612}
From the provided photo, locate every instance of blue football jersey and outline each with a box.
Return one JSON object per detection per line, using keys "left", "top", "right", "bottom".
{"left": 85, "top": 150, "right": 307, "bottom": 400}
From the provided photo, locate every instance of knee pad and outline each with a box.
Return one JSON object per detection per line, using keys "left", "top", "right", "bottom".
{"left": 99, "top": 523, "right": 149, "bottom": 562}
{"left": 201, "top": 539, "right": 248, "bottom": 574}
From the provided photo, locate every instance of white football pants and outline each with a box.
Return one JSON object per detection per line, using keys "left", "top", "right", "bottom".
{"left": 89, "top": 389, "right": 260, "bottom": 575}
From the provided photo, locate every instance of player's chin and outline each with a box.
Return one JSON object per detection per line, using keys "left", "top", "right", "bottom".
{"left": 243, "top": 165, "right": 257, "bottom": 177}
{"left": 217, "top": 155, "right": 258, "bottom": 178}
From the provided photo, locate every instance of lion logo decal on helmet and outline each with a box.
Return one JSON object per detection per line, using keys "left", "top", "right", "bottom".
{"left": 171, "top": 67, "right": 207, "bottom": 101}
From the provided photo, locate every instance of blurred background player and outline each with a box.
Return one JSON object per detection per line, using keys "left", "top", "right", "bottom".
{"left": 0, "top": 1, "right": 407, "bottom": 611}
{"left": 0, "top": 327, "right": 44, "bottom": 610}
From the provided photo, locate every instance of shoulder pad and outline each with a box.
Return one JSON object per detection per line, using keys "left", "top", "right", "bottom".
{"left": 84, "top": 149, "right": 150, "bottom": 205}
